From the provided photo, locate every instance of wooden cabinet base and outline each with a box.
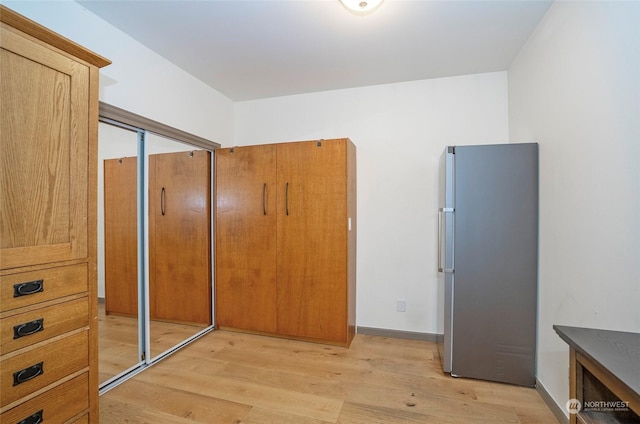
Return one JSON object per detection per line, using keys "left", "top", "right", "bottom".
{"left": 217, "top": 325, "right": 356, "bottom": 348}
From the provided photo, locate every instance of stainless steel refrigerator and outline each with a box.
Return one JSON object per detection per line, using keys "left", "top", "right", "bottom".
{"left": 437, "top": 143, "right": 538, "bottom": 387}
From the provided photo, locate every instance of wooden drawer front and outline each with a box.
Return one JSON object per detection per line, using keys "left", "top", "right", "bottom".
{"left": 0, "top": 330, "right": 88, "bottom": 408}
{"left": 0, "top": 264, "right": 87, "bottom": 313}
{"left": 0, "top": 298, "right": 89, "bottom": 355}
{"left": 0, "top": 373, "right": 88, "bottom": 424}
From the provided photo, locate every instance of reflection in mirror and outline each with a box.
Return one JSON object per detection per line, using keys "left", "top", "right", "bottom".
{"left": 146, "top": 133, "right": 212, "bottom": 360}
{"left": 97, "top": 104, "right": 216, "bottom": 392}
{"left": 98, "top": 122, "right": 142, "bottom": 385}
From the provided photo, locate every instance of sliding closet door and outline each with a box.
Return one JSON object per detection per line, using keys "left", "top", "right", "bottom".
{"left": 98, "top": 104, "right": 217, "bottom": 392}
{"left": 146, "top": 134, "right": 212, "bottom": 360}
{"left": 100, "top": 129, "right": 214, "bottom": 382}
{"left": 98, "top": 122, "right": 142, "bottom": 385}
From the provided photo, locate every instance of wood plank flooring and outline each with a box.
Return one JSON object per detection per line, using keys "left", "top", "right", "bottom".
{"left": 99, "top": 330, "right": 559, "bottom": 423}
{"left": 98, "top": 303, "right": 207, "bottom": 384}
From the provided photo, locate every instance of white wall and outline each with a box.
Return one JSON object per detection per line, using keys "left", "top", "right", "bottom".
{"left": 235, "top": 73, "right": 509, "bottom": 334}
{"left": 509, "top": 0, "right": 640, "bottom": 417}
{"left": 4, "top": 1, "right": 234, "bottom": 144}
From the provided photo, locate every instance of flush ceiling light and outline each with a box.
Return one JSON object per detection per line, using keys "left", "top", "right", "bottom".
{"left": 339, "top": 0, "right": 384, "bottom": 15}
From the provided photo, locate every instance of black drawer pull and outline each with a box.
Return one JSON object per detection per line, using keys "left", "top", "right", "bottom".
{"left": 18, "top": 410, "right": 43, "bottom": 424}
{"left": 13, "top": 318, "right": 45, "bottom": 339}
{"left": 13, "top": 280, "right": 44, "bottom": 297}
{"left": 13, "top": 362, "right": 44, "bottom": 386}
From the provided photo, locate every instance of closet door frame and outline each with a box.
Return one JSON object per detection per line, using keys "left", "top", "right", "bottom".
{"left": 98, "top": 103, "right": 219, "bottom": 394}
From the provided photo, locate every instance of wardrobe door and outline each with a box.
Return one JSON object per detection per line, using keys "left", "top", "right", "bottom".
{"left": 215, "top": 145, "right": 277, "bottom": 333}
{"left": 276, "top": 140, "right": 349, "bottom": 343}
{"left": 149, "top": 150, "right": 211, "bottom": 325}
{"left": 103, "top": 157, "right": 138, "bottom": 316}
{"left": 0, "top": 25, "right": 88, "bottom": 269}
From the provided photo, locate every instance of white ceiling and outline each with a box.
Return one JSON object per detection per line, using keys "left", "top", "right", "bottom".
{"left": 78, "top": 0, "right": 553, "bottom": 102}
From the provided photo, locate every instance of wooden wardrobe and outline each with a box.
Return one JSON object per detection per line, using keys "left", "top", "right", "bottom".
{"left": 215, "top": 138, "right": 356, "bottom": 346}
{"left": 0, "top": 5, "right": 110, "bottom": 423}
{"left": 103, "top": 151, "right": 212, "bottom": 325}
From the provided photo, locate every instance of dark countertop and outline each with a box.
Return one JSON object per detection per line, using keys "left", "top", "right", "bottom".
{"left": 553, "top": 325, "right": 640, "bottom": 398}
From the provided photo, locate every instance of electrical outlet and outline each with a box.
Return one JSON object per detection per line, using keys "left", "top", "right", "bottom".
{"left": 396, "top": 300, "right": 406, "bottom": 312}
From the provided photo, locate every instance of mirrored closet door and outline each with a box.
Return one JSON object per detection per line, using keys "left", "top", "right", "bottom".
{"left": 97, "top": 112, "right": 215, "bottom": 392}
{"left": 98, "top": 122, "right": 143, "bottom": 386}
{"left": 146, "top": 134, "right": 212, "bottom": 361}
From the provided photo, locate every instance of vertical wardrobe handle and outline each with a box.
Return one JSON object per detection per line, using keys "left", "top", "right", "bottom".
{"left": 285, "top": 182, "right": 289, "bottom": 216}
{"left": 161, "top": 187, "right": 166, "bottom": 216}
{"left": 263, "top": 183, "right": 267, "bottom": 216}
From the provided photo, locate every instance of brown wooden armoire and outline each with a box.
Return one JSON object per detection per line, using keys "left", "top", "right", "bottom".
{"left": 103, "top": 151, "right": 212, "bottom": 326}
{"left": 215, "top": 138, "right": 356, "bottom": 346}
{"left": 0, "top": 6, "right": 110, "bottom": 423}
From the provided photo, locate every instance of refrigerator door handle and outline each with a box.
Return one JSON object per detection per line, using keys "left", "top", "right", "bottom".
{"left": 438, "top": 207, "right": 454, "bottom": 273}
{"left": 438, "top": 209, "right": 444, "bottom": 272}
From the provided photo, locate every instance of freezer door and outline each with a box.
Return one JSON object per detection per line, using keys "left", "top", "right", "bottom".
{"left": 451, "top": 143, "right": 538, "bottom": 387}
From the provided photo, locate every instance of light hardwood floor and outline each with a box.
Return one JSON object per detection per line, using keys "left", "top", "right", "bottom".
{"left": 98, "top": 303, "right": 207, "bottom": 383}
{"left": 99, "top": 330, "right": 559, "bottom": 423}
